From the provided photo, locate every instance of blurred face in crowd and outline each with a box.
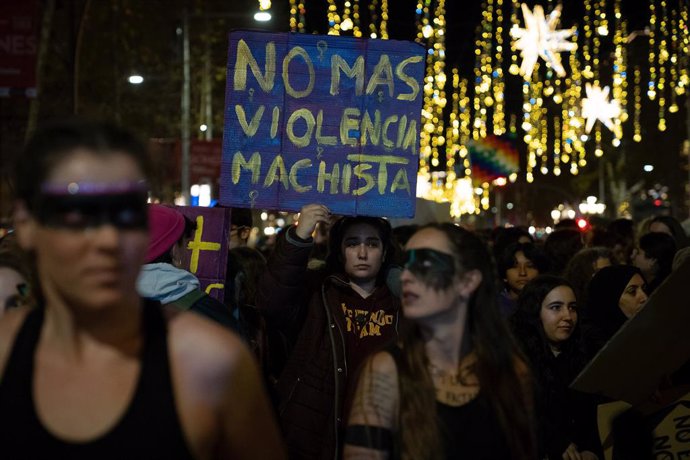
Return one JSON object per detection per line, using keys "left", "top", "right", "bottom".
{"left": 618, "top": 274, "right": 648, "bottom": 318}
{"left": 631, "top": 247, "right": 657, "bottom": 282}
{"left": 228, "top": 225, "right": 250, "bottom": 249}
{"left": 505, "top": 251, "right": 539, "bottom": 297}
{"left": 539, "top": 285, "right": 577, "bottom": 347}
{"left": 401, "top": 228, "right": 468, "bottom": 322}
{"left": 17, "top": 150, "right": 149, "bottom": 312}
{"left": 341, "top": 223, "right": 384, "bottom": 287}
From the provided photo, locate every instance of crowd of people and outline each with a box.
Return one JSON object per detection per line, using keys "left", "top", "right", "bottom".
{"left": 1, "top": 119, "right": 689, "bottom": 459}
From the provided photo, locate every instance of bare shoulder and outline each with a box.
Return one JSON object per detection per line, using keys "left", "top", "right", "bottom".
{"left": 0, "top": 307, "right": 33, "bottom": 378}
{"left": 367, "top": 350, "right": 399, "bottom": 376}
{"left": 167, "top": 311, "right": 250, "bottom": 374}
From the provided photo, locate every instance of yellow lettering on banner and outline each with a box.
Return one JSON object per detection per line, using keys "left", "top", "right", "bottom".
{"left": 315, "top": 110, "right": 337, "bottom": 146}
{"left": 382, "top": 115, "right": 399, "bottom": 148}
{"left": 264, "top": 155, "right": 289, "bottom": 189}
{"left": 396, "top": 115, "right": 408, "bottom": 148}
{"left": 347, "top": 154, "right": 409, "bottom": 194}
{"left": 340, "top": 108, "right": 360, "bottom": 146}
{"left": 286, "top": 108, "right": 315, "bottom": 148}
{"left": 234, "top": 39, "right": 275, "bottom": 93}
{"left": 283, "top": 46, "right": 315, "bottom": 99}
{"left": 232, "top": 152, "right": 261, "bottom": 184}
{"left": 205, "top": 283, "right": 224, "bottom": 295}
{"left": 391, "top": 168, "right": 411, "bottom": 194}
{"left": 235, "top": 105, "right": 265, "bottom": 137}
{"left": 270, "top": 106, "right": 280, "bottom": 138}
{"left": 365, "top": 54, "right": 394, "bottom": 97}
{"left": 396, "top": 56, "right": 423, "bottom": 101}
{"left": 187, "top": 216, "right": 221, "bottom": 274}
{"left": 342, "top": 163, "right": 353, "bottom": 194}
{"left": 360, "top": 110, "right": 381, "bottom": 146}
{"left": 402, "top": 120, "right": 418, "bottom": 155}
{"left": 352, "top": 163, "right": 375, "bottom": 196}
{"left": 330, "top": 55, "right": 365, "bottom": 96}
{"left": 289, "top": 159, "right": 313, "bottom": 193}
{"left": 318, "top": 162, "right": 340, "bottom": 194}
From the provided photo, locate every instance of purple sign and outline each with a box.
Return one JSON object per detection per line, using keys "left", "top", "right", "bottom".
{"left": 176, "top": 206, "right": 230, "bottom": 302}
{"left": 220, "top": 30, "right": 425, "bottom": 218}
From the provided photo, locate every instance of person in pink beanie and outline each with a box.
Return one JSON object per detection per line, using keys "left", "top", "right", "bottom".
{"left": 137, "top": 204, "right": 237, "bottom": 329}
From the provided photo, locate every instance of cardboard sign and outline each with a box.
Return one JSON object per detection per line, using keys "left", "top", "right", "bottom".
{"left": 220, "top": 30, "right": 425, "bottom": 217}
{"left": 571, "top": 259, "right": 690, "bottom": 406}
{"left": 651, "top": 399, "right": 690, "bottom": 459}
{"left": 175, "top": 206, "right": 230, "bottom": 302}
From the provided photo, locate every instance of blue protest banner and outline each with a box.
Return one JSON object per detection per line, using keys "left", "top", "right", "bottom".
{"left": 220, "top": 30, "right": 425, "bottom": 218}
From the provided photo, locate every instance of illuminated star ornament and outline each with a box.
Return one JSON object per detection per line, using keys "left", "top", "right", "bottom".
{"left": 582, "top": 83, "right": 622, "bottom": 136}
{"left": 510, "top": 3, "right": 577, "bottom": 79}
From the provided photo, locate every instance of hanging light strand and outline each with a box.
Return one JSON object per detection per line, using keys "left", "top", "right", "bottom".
{"left": 633, "top": 66, "right": 642, "bottom": 142}
{"left": 289, "top": 0, "right": 306, "bottom": 32}
{"left": 509, "top": 0, "right": 521, "bottom": 75}
{"left": 368, "top": 0, "right": 379, "bottom": 38}
{"left": 658, "top": 0, "right": 669, "bottom": 131}
{"left": 582, "top": 0, "right": 593, "bottom": 79}
{"left": 553, "top": 116, "right": 562, "bottom": 176}
{"left": 380, "top": 0, "right": 389, "bottom": 39}
{"left": 611, "top": 0, "right": 627, "bottom": 140}
{"left": 649, "top": 0, "right": 657, "bottom": 99}
{"left": 493, "top": 0, "right": 506, "bottom": 135}
{"left": 327, "top": 0, "right": 342, "bottom": 35}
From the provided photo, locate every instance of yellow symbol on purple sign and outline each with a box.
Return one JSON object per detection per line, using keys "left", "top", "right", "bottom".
{"left": 187, "top": 216, "right": 221, "bottom": 274}
{"left": 248, "top": 88, "right": 255, "bottom": 102}
{"left": 205, "top": 283, "right": 225, "bottom": 295}
{"left": 377, "top": 90, "right": 384, "bottom": 103}
{"left": 316, "top": 146, "right": 324, "bottom": 159}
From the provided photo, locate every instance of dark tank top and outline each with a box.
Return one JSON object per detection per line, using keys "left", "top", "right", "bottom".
{"left": 388, "top": 346, "right": 511, "bottom": 460}
{"left": 0, "top": 302, "right": 195, "bottom": 460}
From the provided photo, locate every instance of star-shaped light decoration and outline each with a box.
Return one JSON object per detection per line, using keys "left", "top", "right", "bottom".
{"left": 510, "top": 3, "right": 577, "bottom": 80}
{"left": 582, "top": 83, "right": 622, "bottom": 137}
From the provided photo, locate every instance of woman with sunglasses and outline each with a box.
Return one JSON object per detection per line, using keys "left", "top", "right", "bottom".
{"left": 0, "top": 120, "right": 285, "bottom": 459}
{"left": 344, "top": 223, "right": 536, "bottom": 460}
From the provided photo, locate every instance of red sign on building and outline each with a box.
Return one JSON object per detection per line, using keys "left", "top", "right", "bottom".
{"left": 0, "top": 0, "right": 38, "bottom": 94}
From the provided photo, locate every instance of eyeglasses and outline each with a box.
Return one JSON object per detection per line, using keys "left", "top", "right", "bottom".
{"left": 403, "top": 248, "right": 456, "bottom": 289}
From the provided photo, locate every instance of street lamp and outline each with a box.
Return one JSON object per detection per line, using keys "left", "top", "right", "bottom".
{"left": 127, "top": 74, "right": 144, "bottom": 85}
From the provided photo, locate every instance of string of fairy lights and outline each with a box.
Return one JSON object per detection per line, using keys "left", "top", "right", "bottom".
{"left": 272, "top": 0, "right": 690, "bottom": 217}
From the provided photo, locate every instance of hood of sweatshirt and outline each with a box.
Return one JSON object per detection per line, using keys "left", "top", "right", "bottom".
{"left": 136, "top": 263, "right": 200, "bottom": 304}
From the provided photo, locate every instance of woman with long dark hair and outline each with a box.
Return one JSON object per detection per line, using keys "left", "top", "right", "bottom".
{"left": 344, "top": 223, "right": 536, "bottom": 460}
{"left": 512, "top": 275, "right": 600, "bottom": 460}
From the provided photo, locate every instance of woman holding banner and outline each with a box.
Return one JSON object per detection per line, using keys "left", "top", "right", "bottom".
{"left": 257, "top": 203, "right": 401, "bottom": 459}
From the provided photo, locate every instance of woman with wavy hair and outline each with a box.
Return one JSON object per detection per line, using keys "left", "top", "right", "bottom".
{"left": 344, "top": 223, "right": 536, "bottom": 460}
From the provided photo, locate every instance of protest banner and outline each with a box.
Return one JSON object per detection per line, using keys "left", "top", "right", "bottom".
{"left": 571, "top": 258, "right": 690, "bottom": 405}
{"left": 175, "top": 206, "right": 230, "bottom": 302}
{"left": 220, "top": 30, "right": 425, "bottom": 217}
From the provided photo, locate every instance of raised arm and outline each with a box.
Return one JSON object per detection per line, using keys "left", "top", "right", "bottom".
{"left": 343, "top": 351, "right": 400, "bottom": 460}
{"left": 256, "top": 204, "right": 330, "bottom": 317}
